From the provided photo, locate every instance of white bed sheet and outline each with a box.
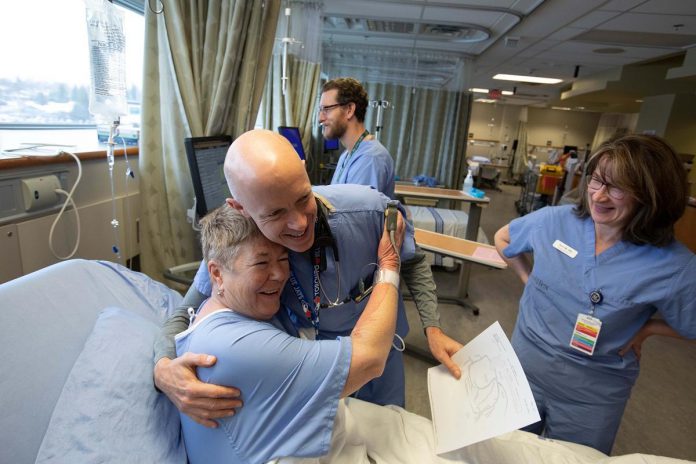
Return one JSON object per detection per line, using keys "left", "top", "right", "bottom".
{"left": 274, "top": 398, "right": 692, "bottom": 464}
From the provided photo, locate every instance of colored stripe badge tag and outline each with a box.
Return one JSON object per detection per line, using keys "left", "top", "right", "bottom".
{"left": 569, "top": 313, "right": 602, "bottom": 356}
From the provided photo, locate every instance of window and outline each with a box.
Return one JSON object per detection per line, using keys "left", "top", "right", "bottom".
{"left": 0, "top": 0, "right": 144, "bottom": 150}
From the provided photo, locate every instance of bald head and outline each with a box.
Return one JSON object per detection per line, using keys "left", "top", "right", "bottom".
{"left": 222, "top": 129, "right": 317, "bottom": 252}
{"left": 224, "top": 129, "right": 309, "bottom": 205}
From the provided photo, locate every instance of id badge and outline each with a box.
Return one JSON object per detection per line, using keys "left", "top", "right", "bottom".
{"left": 569, "top": 313, "right": 602, "bottom": 356}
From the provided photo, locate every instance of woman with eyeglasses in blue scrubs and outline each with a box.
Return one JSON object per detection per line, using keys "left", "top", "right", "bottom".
{"left": 494, "top": 134, "right": 696, "bottom": 454}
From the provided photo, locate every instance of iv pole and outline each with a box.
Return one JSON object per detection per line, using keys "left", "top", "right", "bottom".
{"left": 280, "top": 7, "right": 301, "bottom": 96}
{"left": 369, "top": 100, "right": 390, "bottom": 142}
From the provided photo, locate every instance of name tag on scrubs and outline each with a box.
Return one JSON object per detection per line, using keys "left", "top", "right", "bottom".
{"left": 570, "top": 313, "right": 602, "bottom": 356}
{"left": 553, "top": 240, "right": 577, "bottom": 258}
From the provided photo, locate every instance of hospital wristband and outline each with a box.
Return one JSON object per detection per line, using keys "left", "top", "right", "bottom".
{"left": 374, "top": 268, "right": 400, "bottom": 290}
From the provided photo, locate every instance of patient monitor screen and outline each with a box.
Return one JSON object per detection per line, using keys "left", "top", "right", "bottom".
{"left": 184, "top": 135, "right": 233, "bottom": 218}
{"left": 278, "top": 126, "right": 306, "bottom": 160}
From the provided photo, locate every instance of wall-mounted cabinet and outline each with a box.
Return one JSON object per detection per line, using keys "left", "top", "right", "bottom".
{"left": 0, "top": 223, "right": 22, "bottom": 283}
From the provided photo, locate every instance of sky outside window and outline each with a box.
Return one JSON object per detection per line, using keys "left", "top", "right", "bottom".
{"left": 0, "top": 0, "right": 144, "bottom": 149}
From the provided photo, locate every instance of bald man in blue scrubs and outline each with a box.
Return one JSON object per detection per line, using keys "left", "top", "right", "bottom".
{"left": 153, "top": 129, "right": 463, "bottom": 428}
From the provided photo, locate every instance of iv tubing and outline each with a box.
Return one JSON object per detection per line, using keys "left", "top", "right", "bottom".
{"left": 107, "top": 121, "right": 122, "bottom": 261}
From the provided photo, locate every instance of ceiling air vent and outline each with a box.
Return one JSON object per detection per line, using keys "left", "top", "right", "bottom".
{"left": 323, "top": 16, "right": 415, "bottom": 34}
{"left": 422, "top": 23, "right": 490, "bottom": 43}
{"left": 505, "top": 36, "right": 520, "bottom": 48}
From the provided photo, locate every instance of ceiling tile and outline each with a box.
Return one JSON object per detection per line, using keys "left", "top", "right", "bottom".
{"left": 598, "top": 0, "right": 646, "bottom": 12}
{"left": 547, "top": 41, "right": 676, "bottom": 63}
{"left": 546, "top": 27, "right": 588, "bottom": 41}
{"left": 600, "top": 12, "right": 696, "bottom": 35}
{"left": 569, "top": 10, "right": 621, "bottom": 29}
{"left": 632, "top": 0, "right": 696, "bottom": 15}
{"left": 574, "top": 29, "right": 696, "bottom": 48}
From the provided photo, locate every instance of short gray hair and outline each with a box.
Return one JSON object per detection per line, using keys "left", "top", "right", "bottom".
{"left": 199, "top": 205, "right": 262, "bottom": 270}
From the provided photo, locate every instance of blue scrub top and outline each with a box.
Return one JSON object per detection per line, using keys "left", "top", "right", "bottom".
{"left": 331, "top": 139, "right": 396, "bottom": 199}
{"left": 505, "top": 205, "right": 696, "bottom": 389}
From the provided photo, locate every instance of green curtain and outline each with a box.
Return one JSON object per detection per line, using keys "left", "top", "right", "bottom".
{"left": 362, "top": 82, "right": 472, "bottom": 189}
{"left": 139, "top": 0, "right": 280, "bottom": 280}
{"left": 258, "top": 54, "right": 321, "bottom": 159}
{"left": 256, "top": 1, "right": 322, "bottom": 173}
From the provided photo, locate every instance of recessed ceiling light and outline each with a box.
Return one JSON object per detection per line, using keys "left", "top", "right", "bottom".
{"left": 551, "top": 106, "right": 572, "bottom": 111}
{"left": 469, "top": 88, "right": 514, "bottom": 95}
{"left": 593, "top": 47, "right": 625, "bottom": 54}
{"left": 635, "top": 99, "right": 644, "bottom": 103}
{"left": 493, "top": 74, "right": 563, "bottom": 84}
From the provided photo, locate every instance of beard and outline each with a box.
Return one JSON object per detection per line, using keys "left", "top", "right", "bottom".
{"left": 324, "top": 120, "right": 346, "bottom": 140}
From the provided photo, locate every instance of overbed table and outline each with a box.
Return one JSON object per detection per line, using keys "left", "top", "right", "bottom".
{"left": 405, "top": 228, "right": 507, "bottom": 364}
{"left": 395, "top": 185, "right": 491, "bottom": 315}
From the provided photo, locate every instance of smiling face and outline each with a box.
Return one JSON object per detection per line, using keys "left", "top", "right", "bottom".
{"left": 236, "top": 173, "right": 317, "bottom": 253}
{"left": 225, "top": 130, "right": 317, "bottom": 253}
{"left": 217, "top": 235, "right": 289, "bottom": 320}
{"left": 586, "top": 161, "right": 637, "bottom": 232}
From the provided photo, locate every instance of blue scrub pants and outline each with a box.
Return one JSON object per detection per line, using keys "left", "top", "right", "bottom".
{"left": 513, "top": 331, "right": 635, "bottom": 454}
{"left": 522, "top": 377, "right": 628, "bottom": 454}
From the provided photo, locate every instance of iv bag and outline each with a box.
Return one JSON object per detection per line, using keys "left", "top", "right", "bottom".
{"left": 85, "top": 0, "right": 128, "bottom": 122}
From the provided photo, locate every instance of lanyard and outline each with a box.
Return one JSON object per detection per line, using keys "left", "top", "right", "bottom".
{"left": 288, "top": 246, "right": 322, "bottom": 332}
{"left": 334, "top": 129, "right": 369, "bottom": 181}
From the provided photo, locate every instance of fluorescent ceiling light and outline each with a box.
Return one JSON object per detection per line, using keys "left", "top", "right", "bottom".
{"left": 551, "top": 106, "right": 572, "bottom": 111}
{"left": 475, "top": 98, "right": 497, "bottom": 103}
{"left": 469, "top": 88, "right": 514, "bottom": 95}
{"left": 493, "top": 74, "right": 563, "bottom": 84}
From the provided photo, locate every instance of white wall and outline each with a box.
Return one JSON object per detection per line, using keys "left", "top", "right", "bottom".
{"left": 469, "top": 103, "right": 601, "bottom": 162}
{"left": 0, "top": 156, "right": 140, "bottom": 283}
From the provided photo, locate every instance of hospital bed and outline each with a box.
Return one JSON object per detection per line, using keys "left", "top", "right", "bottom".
{"left": 1, "top": 260, "right": 688, "bottom": 463}
{"left": 0, "top": 259, "right": 187, "bottom": 464}
{"left": 405, "top": 204, "right": 488, "bottom": 269}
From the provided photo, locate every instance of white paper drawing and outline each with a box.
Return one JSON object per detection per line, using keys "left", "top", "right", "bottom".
{"left": 428, "top": 321, "right": 540, "bottom": 454}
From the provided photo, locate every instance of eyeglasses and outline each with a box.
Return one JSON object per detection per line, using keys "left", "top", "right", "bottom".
{"left": 318, "top": 102, "right": 348, "bottom": 115}
{"left": 587, "top": 176, "right": 626, "bottom": 200}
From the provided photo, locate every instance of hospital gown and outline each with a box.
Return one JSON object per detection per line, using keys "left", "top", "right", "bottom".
{"left": 175, "top": 309, "right": 351, "bottom": 464}
{"left": 504, "top": 204, "right": 696, "bottom": 453}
